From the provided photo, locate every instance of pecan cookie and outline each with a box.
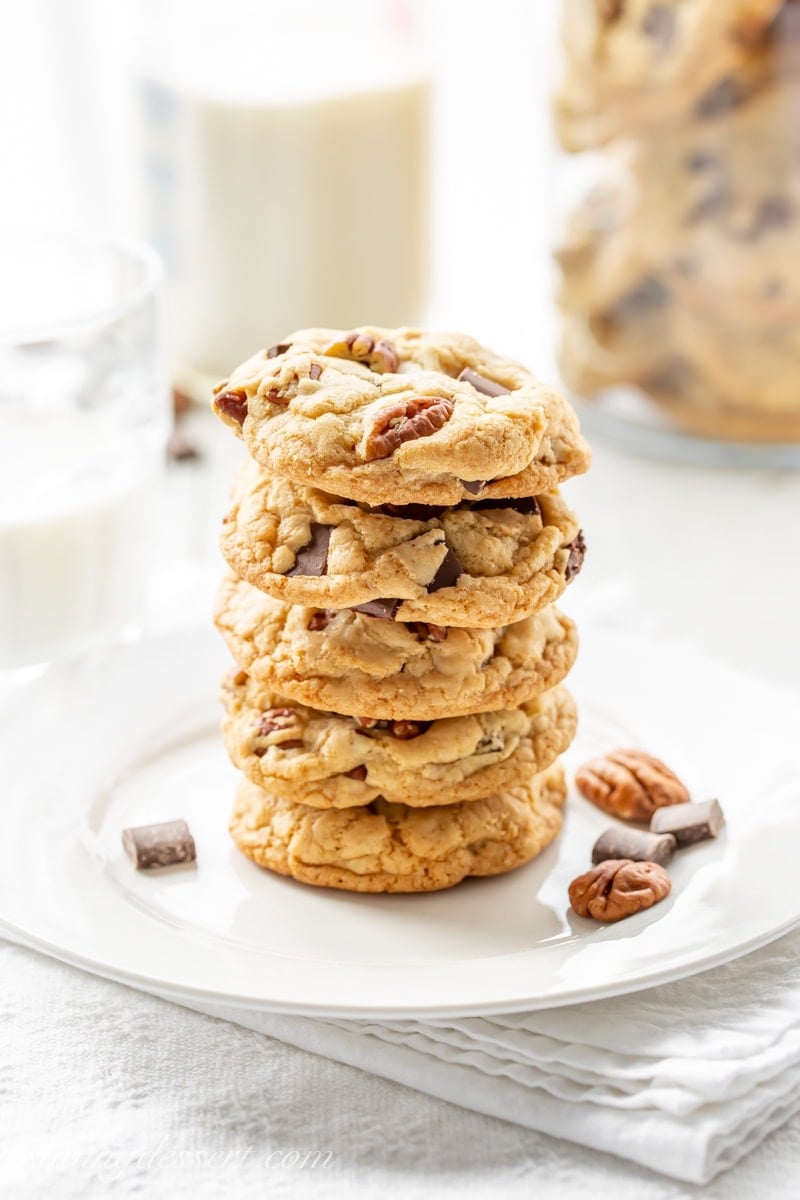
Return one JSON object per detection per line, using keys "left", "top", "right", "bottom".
{"left": 214, "top": 572, "right": 579, "bottom": 720}
{"left": 228, "top": 763, "right": 567, "bottom": 893}
{"left": 555, "top": 0, "right": 782, "bottom": 150}
{"left": 211, "top": 327, "right": 590, "bottom": 506}
{"left": 220, "top": 457, "right": 585, "bottom": 628}
{"left": 221, "top": 668, "right": 577, "bottom": 808}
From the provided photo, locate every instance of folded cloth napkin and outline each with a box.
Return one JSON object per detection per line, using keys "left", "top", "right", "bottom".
{"left": 161, "top": 928, "right": 800, "bottom": 1186}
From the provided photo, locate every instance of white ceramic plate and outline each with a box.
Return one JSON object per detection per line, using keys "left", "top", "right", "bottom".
{"left": 2, "top": 626, "right": 799, "bottom": 1018}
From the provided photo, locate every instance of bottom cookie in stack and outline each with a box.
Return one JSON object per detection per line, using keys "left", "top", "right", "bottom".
{"left": 229, "top": 764, "right": 567, "bottom": 894}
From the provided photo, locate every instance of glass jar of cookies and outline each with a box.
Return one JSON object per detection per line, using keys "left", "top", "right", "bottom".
{"left": 553, "top": 0, "right": 800, "bottom": 462}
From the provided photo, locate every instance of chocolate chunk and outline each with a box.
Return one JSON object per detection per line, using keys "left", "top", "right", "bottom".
{"left": 472, "top": 495, "right": 541, "bottom": 517}
{"left": 426, "top": 544, "right": 463, "bottom": 593}
{"left": 214, "top": 389, "right": 248, "bottom": 425}
{"left": 287, "top": 524, "right": 331, "bottom": 577}
{"left": 642, "top": 5, "right": 676, "bottom": 51}
{"left": 592, "top": 827, "right": 676, "bottom": 867}
{"left": 457, "top": 368, "right": 511, "bottom": 397}
{"left": 565, "top": 530, "right": 586, "bottom": 581}
{"left": 379, "top": 502, "right": 445, "bottom": 521}
{"left": 650, "top": 799, "right": 725, "bottom": 846}
{"left": 350, "top": 598, "right": 401, "bottom": 620}
{"left": 696, "top": 78, "right": 745, "bottom": 119}
{"left": 267, "top": 342, "right": 291, "bottom": 358}
{"left": 735, "top": 197, "right": 793, "bottom": 242}
{"left": 612, "top": 276, "right": 669, "bottom": 320}
{"left": 309, "top": 362, "right": 322, "bottom": 380}
{"left": 459, "top": 479, "right": 487, "bottom": 495}
{"left": 122, "top": 820, "right": 196, "bottom": 871}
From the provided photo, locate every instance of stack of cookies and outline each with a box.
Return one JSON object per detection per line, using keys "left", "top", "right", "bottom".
{"left": 555, "top": 0, "right": 800, "bottom": 442}
{"left": 211, "top": 327, "right": 590, "bottom": 893}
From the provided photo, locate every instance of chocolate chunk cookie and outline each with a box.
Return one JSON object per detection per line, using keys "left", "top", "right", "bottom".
{"left": 211, "top": 327, "right": 590, "bottom": 506}
{"left": 229, "top": 763, "right": 567, "bottom": 893}
{"left": 220, "top": 457, "right": 585, "bottom": 628}
{"left": 214, "top": 572, "right": 579, "bottom": 721}
{"left": 221, "top": 667, "right": 577, "bottom": 808}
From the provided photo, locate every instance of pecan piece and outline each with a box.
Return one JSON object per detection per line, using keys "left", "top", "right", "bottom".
{"left": 408, "top": 622, "right": 447, "bottom": 643}
{"left": 390, "top": 720, "right": 429, "bottom": 740}
{"left": 565, "top": 530, "right": 586, "bottom": 581}
{"left": 323, "top": 331, "right": 399, "bottom": 373}
{"left": 569, "top": 859, "right": 671, "bottom": 923}
{"left": 364, "top": 396, "right": 454, "bottom": 461}
{"left": 214, "top": 388, "right": 248, "bottom": 426}
{"left": 307, "top": 609, "right": 336, "bottom": 631}
{"left": 257, "top": 707, "right": 298, "bottom": 735}
{"left": 576, "top": 748, "right": 690, "bottom": 820}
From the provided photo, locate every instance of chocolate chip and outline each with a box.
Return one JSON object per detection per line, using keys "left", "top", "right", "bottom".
{"left": 307, "top": 610, "right": 336, "bottom": 631}
{"left": 345, "top": 765, "right": 368, "bottom": 780}
{"left": 565, "top": 531, "right": 586, "bottom": 581}
{"left": 459, "top": 479, "right": 487, "bottom": 495}
{"left": 309, "top": 362, "right": 322, "bottom": 380}
{"left": 287, "top": 524, "right": 331, "bottom": 577}
{"left": 214, "top": 388, "right": 248, "bottom": 425}
{"left": 472, "top": 496, "right": 541, "bottom": 517}
{"left": 457, "top": 368, "right": 511, "bottom": 397}
{"left": 426, "top": 544, "right": 463, "bottom": 593}
{"left": 650, "top": 799, "right": 726, "bottom": 846}
{"left": 350, "top": 598, "right": 401, "bottom": 619}
{"left": 122, "top": 820, "right": 196, "bottom": 871}
{"left": 642, "top": 5, "right": 675, "bottom": 51}
{"left": 592, "top": 827, "right": 676, "bottom": 867}
{"left": 267, "top": 342, "right": 291, "bottom": 358}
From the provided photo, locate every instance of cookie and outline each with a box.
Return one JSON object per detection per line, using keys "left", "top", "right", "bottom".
{"left": 214, "top": 572, "right": 579, "bottom": 720}
{"left": 220, "top": 457, "right": 584, "bottom": 628}
{"left": 555, "top": 0, "right": 782, "bottom": 151}
{"left": 221, "top": 667, "right": 577, "bottom": 808}
{"left": 228, "top": 764, "right": 567, "bottom": 893}
{"left": 211, "top": 327, "right": 590, "bottom": 505}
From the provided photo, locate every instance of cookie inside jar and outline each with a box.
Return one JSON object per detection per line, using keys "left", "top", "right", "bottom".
{"left": 554, "top": 0, "right": 800, "bottom": 455}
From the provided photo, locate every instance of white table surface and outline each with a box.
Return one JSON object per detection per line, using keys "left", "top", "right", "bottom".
{"left": 5, "top": 412, "right": 800, "bottom": 1199}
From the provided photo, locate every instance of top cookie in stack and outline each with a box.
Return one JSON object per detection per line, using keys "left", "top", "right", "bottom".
{"left": 212, "top": 327, "right": 590, "bottom": 629}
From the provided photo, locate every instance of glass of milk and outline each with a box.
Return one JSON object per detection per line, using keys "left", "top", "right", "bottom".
{"left": 134, "top": 0, "right": 431, "bottom": 393}
{"left": 0, "top": 233, "right": 168, "bottom": 670}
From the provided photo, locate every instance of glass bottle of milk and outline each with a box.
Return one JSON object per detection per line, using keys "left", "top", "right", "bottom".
{"left": 135, "top": 0, "right": 431, "bottom": 393}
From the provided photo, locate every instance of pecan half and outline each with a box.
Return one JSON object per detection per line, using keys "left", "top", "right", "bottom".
{"left": 364, "top": 396, "right": 454, "bottom": 461}
{"left": 214, "top": 388, "right": 248, "bottom": 426}
{"left": 569, "top": 859, "right": 671, "bottom": 923}
{"left": 575, "top": 748, "right": 690, "bottom": 820}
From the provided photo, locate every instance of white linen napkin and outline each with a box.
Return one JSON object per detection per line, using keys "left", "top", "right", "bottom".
{"left": 166, "top": 927, "right": 800, "bottom": 1185}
